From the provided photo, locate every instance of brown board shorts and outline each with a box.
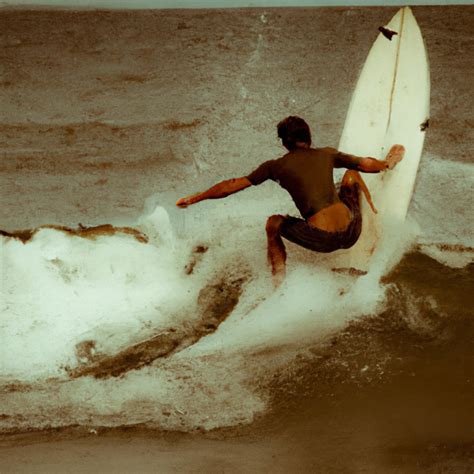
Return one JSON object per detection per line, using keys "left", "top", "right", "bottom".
{"left": 280, "top": 184, "right": 362, "bottom": 253}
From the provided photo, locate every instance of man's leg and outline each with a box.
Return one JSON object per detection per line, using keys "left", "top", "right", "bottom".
{"left": 266, "top": 214, "right": 287, "bottom": 286}
{"left": 341, "top": 170, "right": 377, "bottom": 214}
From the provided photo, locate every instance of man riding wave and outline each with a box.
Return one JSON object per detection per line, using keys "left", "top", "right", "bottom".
{"left": 177, "top": 116, "right": 404, "bottom": 286}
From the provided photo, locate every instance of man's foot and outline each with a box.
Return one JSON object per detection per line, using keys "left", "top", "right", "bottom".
{"left": 272, "top": 267, "right": 286, "bottom": 288}
{"left": 385, "top": 144, "right": 405, "bottom": 170}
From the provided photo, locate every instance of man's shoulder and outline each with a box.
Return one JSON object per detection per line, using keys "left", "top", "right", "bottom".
{"left": 313, "top": 146, "right": 338, "bottom": 154}
{"left": 282, "top": 147, "right": 334, "bottom": 156}
{"left": 278, "top": 147, "right": 339, "bottom": 162}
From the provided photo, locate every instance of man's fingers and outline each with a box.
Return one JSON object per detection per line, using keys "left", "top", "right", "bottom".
{"left": 391, "top": 144, "right": 405, "bottom": 153}
{"left": 176, "top": 197, "right": 189, "bottom": 208}
{"left": 366, "top": 195, "right": 377, "bottom": 214}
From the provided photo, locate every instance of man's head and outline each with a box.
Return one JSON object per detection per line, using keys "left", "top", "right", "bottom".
{"left": 277, "top": 116, "right": 312, "bottom": 151}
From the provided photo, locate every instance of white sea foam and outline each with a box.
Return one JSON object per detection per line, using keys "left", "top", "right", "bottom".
{"left": 0, "top": 198, "right": 386, "bottom": 431}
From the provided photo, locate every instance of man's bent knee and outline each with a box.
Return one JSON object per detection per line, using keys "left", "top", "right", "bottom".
{"left": 341, "top": 169, "right": 360, "bottom": 186}
{"left": 266, "top": 214, "right": 286, "bottom": 234}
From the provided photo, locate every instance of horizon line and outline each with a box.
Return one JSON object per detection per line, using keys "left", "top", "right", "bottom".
{"left": 1, "top": 0, "right": 473, "bottom": 9}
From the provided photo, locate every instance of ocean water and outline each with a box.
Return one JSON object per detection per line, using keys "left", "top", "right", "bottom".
{"left": 0, "top": 6, "right": 473, "bottom": 437}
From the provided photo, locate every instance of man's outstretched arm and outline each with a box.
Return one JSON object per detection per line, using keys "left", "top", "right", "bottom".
{"left": 176, "top": 177, "right": 252, "bottom": 208}
{"left": 357, "top": 144, "right": 405, "bottom": 173}
{"left": 356, "top": 157, "right": 390, "bottom": 173}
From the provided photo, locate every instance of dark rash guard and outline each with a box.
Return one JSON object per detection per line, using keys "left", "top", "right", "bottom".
{"left": 246, "top": 147, "right": 361, "bottom": 219}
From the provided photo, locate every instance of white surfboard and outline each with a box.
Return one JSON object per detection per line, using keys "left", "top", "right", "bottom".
{"left": 337, "top": 6, "right": 430, "bottom": 272}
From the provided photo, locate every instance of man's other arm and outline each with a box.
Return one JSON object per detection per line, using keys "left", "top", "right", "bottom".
{"left": 176, "top": 177, "right": 252, "bottom": 208}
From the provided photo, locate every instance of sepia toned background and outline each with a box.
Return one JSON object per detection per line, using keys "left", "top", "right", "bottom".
{"left": 1, "top": 4, "right": 473, "bottom": 473}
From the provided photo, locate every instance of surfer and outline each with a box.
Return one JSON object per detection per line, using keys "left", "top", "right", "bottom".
{"left": 177, "top": 116, "right": 404, "bottom": 286}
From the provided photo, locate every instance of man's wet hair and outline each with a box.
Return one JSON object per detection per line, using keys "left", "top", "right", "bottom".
{"left": 277, "top": 116, "right": 312, "bottom": 150}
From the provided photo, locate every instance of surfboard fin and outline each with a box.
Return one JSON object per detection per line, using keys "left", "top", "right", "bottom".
{"left": 378, "top": 26, "right": 398, "bottom": 41}
{"left": 420, "top": 118, "right": 430, "bottom": 131}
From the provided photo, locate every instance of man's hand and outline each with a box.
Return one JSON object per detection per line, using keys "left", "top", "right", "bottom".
{"left": 176, "top": 193, "right": 201, "bottom": 208}
{"left": 384, "top": 144, "right": 405, "bottom": 170}
{"left": 357, "top": 144, "right": 405, "bottom": 173}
